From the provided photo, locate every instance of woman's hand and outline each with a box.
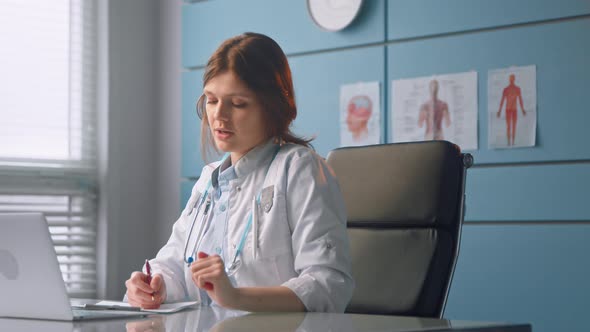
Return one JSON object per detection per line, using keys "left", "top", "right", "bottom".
{"left": 191, "top": 252, "right": 305, "bottom": 311}
{"left": 190, "top": 251, "right": 239, "bottom": 308}
{"left": 125, "top": 271, "right": 167, "bottom": 309}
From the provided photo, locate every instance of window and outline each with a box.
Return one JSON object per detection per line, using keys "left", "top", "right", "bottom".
{"left": 0, "top": 0, "right": 98, "bottom": 298}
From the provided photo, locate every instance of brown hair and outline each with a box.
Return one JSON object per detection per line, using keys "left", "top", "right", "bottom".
{"left": 196, "top": 32, "right": 312, "bottom": 161}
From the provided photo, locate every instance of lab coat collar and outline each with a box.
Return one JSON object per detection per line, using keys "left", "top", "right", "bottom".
{"left": 233, "top": 138, "right": 280, "bottom": 179}
{"left": 210, "top": 138, "right": 279, "bottom": 187}
{"left": 211, "top": 155, "right": 231, "bottom": 189}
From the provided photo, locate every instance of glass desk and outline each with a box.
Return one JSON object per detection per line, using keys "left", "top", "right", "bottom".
{"left": 0, "top": 304, "right": 531, "bottom": 332}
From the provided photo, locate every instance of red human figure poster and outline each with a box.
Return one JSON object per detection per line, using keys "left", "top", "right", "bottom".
{"left": 488, "top": 65, "right": 537, "bottom": 149}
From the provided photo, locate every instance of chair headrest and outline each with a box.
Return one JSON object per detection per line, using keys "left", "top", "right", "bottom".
{"left": 326, "top": 141, "right": 463, "bottom": 227}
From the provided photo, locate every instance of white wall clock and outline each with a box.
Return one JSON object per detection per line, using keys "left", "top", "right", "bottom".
{"left": 307, "top": 0, "right": 363, "bottom": 32}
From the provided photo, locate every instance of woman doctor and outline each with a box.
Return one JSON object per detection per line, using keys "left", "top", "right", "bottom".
{"left": 125, "top": 32, "right": 354, "bottom": 312}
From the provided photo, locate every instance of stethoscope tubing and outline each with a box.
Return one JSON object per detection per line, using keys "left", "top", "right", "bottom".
{"left": 183, "top": 182, "right": 212, "bottom": 266}
{"left": 182, "top": 146, "right": 280, "bottom": 272}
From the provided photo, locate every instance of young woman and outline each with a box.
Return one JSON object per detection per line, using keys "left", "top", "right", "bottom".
{"left": 125, "top": 32, "right": 354, "bottom": 313}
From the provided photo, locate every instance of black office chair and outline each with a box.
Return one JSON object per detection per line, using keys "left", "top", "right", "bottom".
{"left": 326, "top": 141, "right": 472, "bottom": 318}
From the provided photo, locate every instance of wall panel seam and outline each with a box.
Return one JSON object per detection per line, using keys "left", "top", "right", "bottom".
{"left": 472, "top": 159, "right": 590, "bottom": 169}
{"left": 387, "top": 13, "right": 590, "bottom": 43}
{"left": 464, "top": 220, "right": 590, "bottom": 225}
{"left": 181, "top": 14, "right": 590, "bottom": 72}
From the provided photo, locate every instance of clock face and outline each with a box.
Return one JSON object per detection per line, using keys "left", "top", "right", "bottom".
{"left": 307, "top": 0, "right": 363, "bottom": 32}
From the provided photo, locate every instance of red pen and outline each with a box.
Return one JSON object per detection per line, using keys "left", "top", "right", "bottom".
{"left": 145, "top": 259, "right": 155, "bottom": 302}
{"left": 145, "top": 259, "right": 152, "bottom": 284}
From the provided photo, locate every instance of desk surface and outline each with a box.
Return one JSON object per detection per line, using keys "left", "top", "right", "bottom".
{"left": 0, "top": 302, "right": 531, "bottom": 332}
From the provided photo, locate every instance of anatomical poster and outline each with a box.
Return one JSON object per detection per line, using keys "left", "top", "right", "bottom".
{"left": 391, "top": 71, "right": 478, "bottom": 150}
{"left": 488, "top": 65, "right": 537, "bottom": 149}
{"left": 340, "top": 81, "right": 381, "bottom": 147}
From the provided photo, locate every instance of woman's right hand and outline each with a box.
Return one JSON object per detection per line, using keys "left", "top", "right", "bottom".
{"left": 125, "top": 271, "right": 167, "bottom": 309}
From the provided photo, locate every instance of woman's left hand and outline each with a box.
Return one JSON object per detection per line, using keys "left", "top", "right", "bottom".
{"left": 190, "top": 251, "right": 239, "bottom": 308}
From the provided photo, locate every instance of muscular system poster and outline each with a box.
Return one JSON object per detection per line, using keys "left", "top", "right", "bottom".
{"left": 391, "top": 71, "right": 478, "bottom": 150}
{"left": 488, "top": 65, "right": 537, "bottom": 149}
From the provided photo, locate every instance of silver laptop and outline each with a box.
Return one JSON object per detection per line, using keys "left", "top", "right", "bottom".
{"left": 0, "top": 213, "right": 147, "bottom": 320}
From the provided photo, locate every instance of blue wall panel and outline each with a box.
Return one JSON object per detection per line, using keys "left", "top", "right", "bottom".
{"left": 182, "top": 0, "right": 385, "bottom": 68}
{"left": 388, "top": 0, "right": 590, "bottom": 40}
{"left": 465, "top": 163, "right": 590, "bottom": 222}
{"left": 181, "top": 70, "right": 205, "bottom": 178}
{"left": 289, "top": 46, "right": 385, "bottom": 157}
{"left": 181, "top": 3, "right": 590, "bottom": 331}
{"left": 180, "top": 180, "right": 196, "bottom": 212}
{"left": 388, "top": 18, "right": 590, "bottom": 163}
{"left": 445, "top": 224, "right": 590, "bottom": 332}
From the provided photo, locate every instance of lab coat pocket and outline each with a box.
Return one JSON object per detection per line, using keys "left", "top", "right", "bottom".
{"left": 182, "top": 190, "right": 202, "bottom": 217}
{"left": 256, "top": 189, "right": 292, "bottom": 259}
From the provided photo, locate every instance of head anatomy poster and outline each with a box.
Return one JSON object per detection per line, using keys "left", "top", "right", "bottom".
{"left": 391, "top": 71, "right": 478, "bottom": 151}
{"left": 340, "top": 81, "right": 381, "bottom": 147}
{"left": 488, "top": 65, "right": 537, "bottom": 149}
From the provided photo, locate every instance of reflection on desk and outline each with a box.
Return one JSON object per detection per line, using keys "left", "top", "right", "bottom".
{"left": 0, "top": 305, "right": 531, "bottom": 332}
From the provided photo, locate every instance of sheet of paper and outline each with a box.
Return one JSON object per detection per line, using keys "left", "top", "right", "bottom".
{"left": 93, "top": 300, "right": 199, "bottom": 313}
{"left": 391, "top": 71, "right": 478, "bottom": 150}
{"left": 488, "top": 65, "right": 537, "bottom": 149}
{"left": 340, "top": 81, "right": 381, "bottom": 147}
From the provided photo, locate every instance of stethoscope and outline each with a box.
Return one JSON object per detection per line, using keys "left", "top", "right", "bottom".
{"left": 183, "top": 145, "right": 281, "bottom": 275}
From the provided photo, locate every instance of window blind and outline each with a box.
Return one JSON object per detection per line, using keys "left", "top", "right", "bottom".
{"left": 0, "top": 0, "right": 98, "bottom": 298}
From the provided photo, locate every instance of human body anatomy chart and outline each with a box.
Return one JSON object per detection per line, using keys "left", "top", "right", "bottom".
{"left": 488, "top": 65, "right": 537, "bottom": 149}
{"left": 340, "top": 81, "right": 381, "bottom": 147}
{"left": 391, "top": 72, "right": 478, "bottom": 150}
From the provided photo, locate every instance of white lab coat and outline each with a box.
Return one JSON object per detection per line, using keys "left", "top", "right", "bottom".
{"left": 148, "top": 140, "right": 354, "bottom": 312}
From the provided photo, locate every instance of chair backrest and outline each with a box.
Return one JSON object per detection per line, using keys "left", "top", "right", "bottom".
{"left": 326, "top": 141, "right": 472, "bottom": 318}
